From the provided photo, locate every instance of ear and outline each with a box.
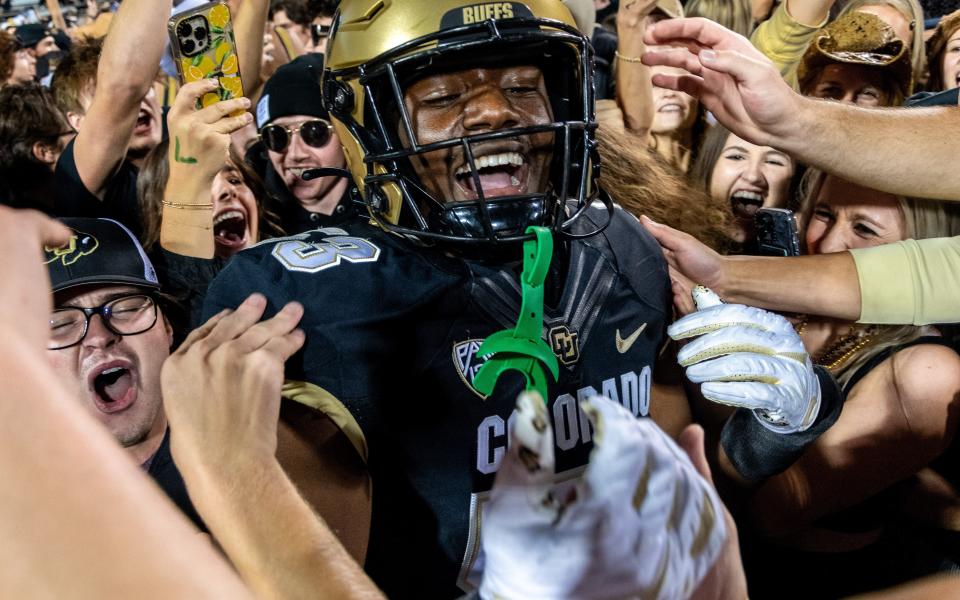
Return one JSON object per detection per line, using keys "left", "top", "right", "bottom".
{"left": 66, "top": 111, "right": 84, "bottom": 132}
{"left": 161, "top": 312, "right": 175, "bottom": 349}
{"left": 32, "top": 141, "right": 58, "bottom": 165}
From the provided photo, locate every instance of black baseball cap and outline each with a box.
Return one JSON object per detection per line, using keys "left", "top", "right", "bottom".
{"left": 14, "top": 23, "right": 47, "bottom": 49}
{"left": 45, "top": 218, "right": 159, "bottom": 293}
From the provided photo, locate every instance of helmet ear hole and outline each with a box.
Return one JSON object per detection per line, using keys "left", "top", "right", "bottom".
{"left": 324, "top": 78, "right": 355, "bottom": 117}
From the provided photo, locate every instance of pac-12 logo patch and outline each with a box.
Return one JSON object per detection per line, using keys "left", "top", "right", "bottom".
{"left": 453, "top": 339, "right": 494, "bottom": 399}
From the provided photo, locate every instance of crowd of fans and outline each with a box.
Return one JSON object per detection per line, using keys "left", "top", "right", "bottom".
{"left": 4, "top": 0, "right": 960, "bottom": 598}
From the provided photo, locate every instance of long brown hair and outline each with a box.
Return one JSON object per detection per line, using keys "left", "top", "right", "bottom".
{"left": 596, "top": 125, "right": 735, "bottom": 253}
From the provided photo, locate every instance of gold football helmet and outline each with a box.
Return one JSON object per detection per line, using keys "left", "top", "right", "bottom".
{"left": 322, "top": 0, "right": 610, "bottom": 245}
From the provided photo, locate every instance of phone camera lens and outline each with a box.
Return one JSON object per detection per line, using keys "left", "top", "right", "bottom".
{"left": 183, "top": 39, "right": 196, "bottom": 54}
{"left": 178, "top": 22, "right": 193, "bottom": 36}
{"left": 195, "top": 26, "right": 208, "bottom": 40}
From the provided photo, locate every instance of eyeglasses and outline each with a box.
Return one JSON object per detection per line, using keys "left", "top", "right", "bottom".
{"left": 310, "top": 23, "right": 331, "bottom": 47}
{"left": 48, "top": 294, "right": 158, "bottom": 350}
{"left": 259, "top": 119, "right": 334, "bottom": 153}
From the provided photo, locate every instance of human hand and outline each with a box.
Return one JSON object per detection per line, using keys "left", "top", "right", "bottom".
{"left": 641, "top": 215, "right": 727, "bottom": 292}
{"left": 669, "top": 287, "right": 821, "bottom": 433}
{"left": 161, "top": 294, "right": 305, "bottom": 485}
{"left": 0, "top": 207, "right": 71, "bottom": 350}
{"left": 480, "top": 393, "right": 729, "bottom": 599}
{"left": 260, "top": 28, "right": 279, "bottom": 83}
{"left": 166, "top": 79, "right": 252, "bottom": 188}
{"left": 641, "top": 17, "right": 802, "bottom": 147}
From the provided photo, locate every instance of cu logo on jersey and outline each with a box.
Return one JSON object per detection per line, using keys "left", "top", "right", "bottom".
{"left": 549, "top": 325, "right": 580, "bottom": 366}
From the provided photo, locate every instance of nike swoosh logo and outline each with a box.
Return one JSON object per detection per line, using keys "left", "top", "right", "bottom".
{"left": 616, "top": 323, "right": 648, "bottom": 354}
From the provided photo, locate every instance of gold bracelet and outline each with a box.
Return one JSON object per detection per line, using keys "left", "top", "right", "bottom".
{"left": 161, "top": 200, "right": 214, "bottom": 210}
{"left": 615, "top": 50, "right": 644, "bottom": 63}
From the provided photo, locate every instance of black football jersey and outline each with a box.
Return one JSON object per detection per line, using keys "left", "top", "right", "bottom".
{"left": 202, "top": 204, "right": 670, "bottom": 598}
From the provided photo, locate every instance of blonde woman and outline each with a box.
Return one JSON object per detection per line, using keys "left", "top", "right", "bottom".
{"left": 739, "top": 169, "right": 960, "bottom": 597}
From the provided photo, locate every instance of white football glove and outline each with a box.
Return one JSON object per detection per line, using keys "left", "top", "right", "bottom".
{"left": 668, "top": 287, "right": 821, "bottom": 433}
{"left": 479, "top": 393, "right": 728, "bottom": 600}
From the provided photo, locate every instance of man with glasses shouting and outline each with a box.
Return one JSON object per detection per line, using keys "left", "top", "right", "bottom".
{"left": 256, "top": 54, "right": 354, "bottom": 233}
{"left": 43, "top": 217, "right": 205, "bottom": 531}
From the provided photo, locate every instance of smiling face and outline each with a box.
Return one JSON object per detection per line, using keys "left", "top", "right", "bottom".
{"left": 45, "top": 285, "right": 171, "bottom": 463}
{"left": 265, "top": 114, "right": 348, "bottom": 212}
{"left": 805, "top": 175, "right": 905, "bottom": 254}
{"left": 808, "top": 63, "right": 894, "bottom": 107}
{"left": 649, "top": 62, "right": 698, "bottom": 135}
{"left": 940, "top": 28, "right": 960, "bottom": 92}
{"left": 708, "top": 132, "right": 795, "bottom": 242}
{"left": 402, "top": 64, "right": 555, "bottom": 204}
{"left": 211, "top": 162, "right": 259, "bottom": 258}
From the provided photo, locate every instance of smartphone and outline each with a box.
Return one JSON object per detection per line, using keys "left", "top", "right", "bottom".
{"left": 754, "top": 207, "right": 801, "bottom": 257}
{"left": 168, "top": 2, "right": 244, "bottom": 113}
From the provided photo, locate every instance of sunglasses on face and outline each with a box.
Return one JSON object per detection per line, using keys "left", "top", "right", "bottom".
{"left": 259, "top": 119, "right": 334, "bottom": 153}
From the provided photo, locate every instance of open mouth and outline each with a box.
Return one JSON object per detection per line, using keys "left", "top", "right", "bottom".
{"left": 90, "top": 362, "right": 137, "bottom": 414}
{"left": 286, "top": 167, "right": 315, "bottom": 181}
{"left": 133, "top": 109, "right": 153, "bottom": 134}
{"left": 214, "top": 209, "right": 248, "bottom": 250}
{"left": 454, "top": 151, "right": 528, "bottom": 200}
{"left": 658, "top": 102, "right": 683, "bottom": 113}
{"left": 729, "top": 190, "right": 765, "bottom": 220}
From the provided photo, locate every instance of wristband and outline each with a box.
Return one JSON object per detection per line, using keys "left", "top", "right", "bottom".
{"left": 614, "top": 50, "right": 644, "bottom": 63}
{"left": 720, "top": 365, "right": 843, "bottom": 482}
{"left": 161, "top": 200, "right": 214, "bottom": 210}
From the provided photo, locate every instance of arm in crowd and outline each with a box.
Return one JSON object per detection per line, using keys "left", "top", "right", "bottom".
{"left": 160, "top": 81, "right": 252, "bottom": 259}
{"left": 161, "top": 295, "right": 384, "bottom": 600}
{"left": 72, "top": 0, "right": 172, "bottom": 196}
{"left": 233, "top": 0, "right": 270, "bottom": 101}
{"left": 746, "top": 341, "right": 960, "bottom": 536}
{"left": 748, "top": 0, "right": 832, "bottom": 88}
{"left": 644, "top": 216, "right": 960, "bottom": 325}
{"left": 642, "top": 18, "right": 960, "bottom": 201}
{"left": 0, "top": 207, "right": 253, "bottom": 600}
{"left": 615, "top": 0, "right": 657, "bottom": 134}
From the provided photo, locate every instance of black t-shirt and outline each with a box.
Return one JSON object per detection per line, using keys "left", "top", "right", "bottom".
{"left": 147, "top": 428, "right": 207, "bottom": 532}
{"left": 202, "top": 204, "right": 670, "bottom": 598}
{"left": 54, "top": 138, "right": 143, "bottom": 237}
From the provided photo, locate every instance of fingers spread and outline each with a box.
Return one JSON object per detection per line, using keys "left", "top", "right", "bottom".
{"left": 229, "top": 301, "right": 305, "bottom": 355}
{"left": 177, "top": 308, "right": 232, "bottom": 352}
{"left": 201, "top": 293, "right": 269, "bottom": 349}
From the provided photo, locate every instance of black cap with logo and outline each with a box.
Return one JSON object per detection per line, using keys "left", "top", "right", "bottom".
{"left": 45, "top": 218, "right": 159, "bottom": 293}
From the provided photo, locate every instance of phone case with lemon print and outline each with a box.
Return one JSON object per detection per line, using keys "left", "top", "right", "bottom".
{"left": 168, "top": 2, "right": 244, "bottom": 114}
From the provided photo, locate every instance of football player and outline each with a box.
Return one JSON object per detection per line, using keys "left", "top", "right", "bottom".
{"left": 166, "top": 1, "right": 831, "bottom": 596}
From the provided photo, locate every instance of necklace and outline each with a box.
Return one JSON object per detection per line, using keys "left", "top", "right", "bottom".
{"left": 795, "top": 316, "right": 881, "bottom": 372}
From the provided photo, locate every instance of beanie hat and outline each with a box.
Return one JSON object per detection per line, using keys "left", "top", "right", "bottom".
{"left": 256, "top": 53, "right": 328, "bottom": 129}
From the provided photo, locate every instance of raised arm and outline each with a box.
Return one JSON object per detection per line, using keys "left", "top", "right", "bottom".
{"left": 233, "top": 0, "right": 270, "bottom": 100}
{"left": 162, "top": 295, "right": 384, "bottom": 600}
{"left": 0, "top": 207, "right": 252, "bottom": 600}
{"left": 615, "top": 0, "right": 658, "bottom": 134}
{"left": 73, "top": 0, "right": 172, "bottom": 195}
{"left": 160, "top": 81, "right": 252, "bottom": 259}
{"left": 642, "top": 18, "right": 960, "bottom": 200}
